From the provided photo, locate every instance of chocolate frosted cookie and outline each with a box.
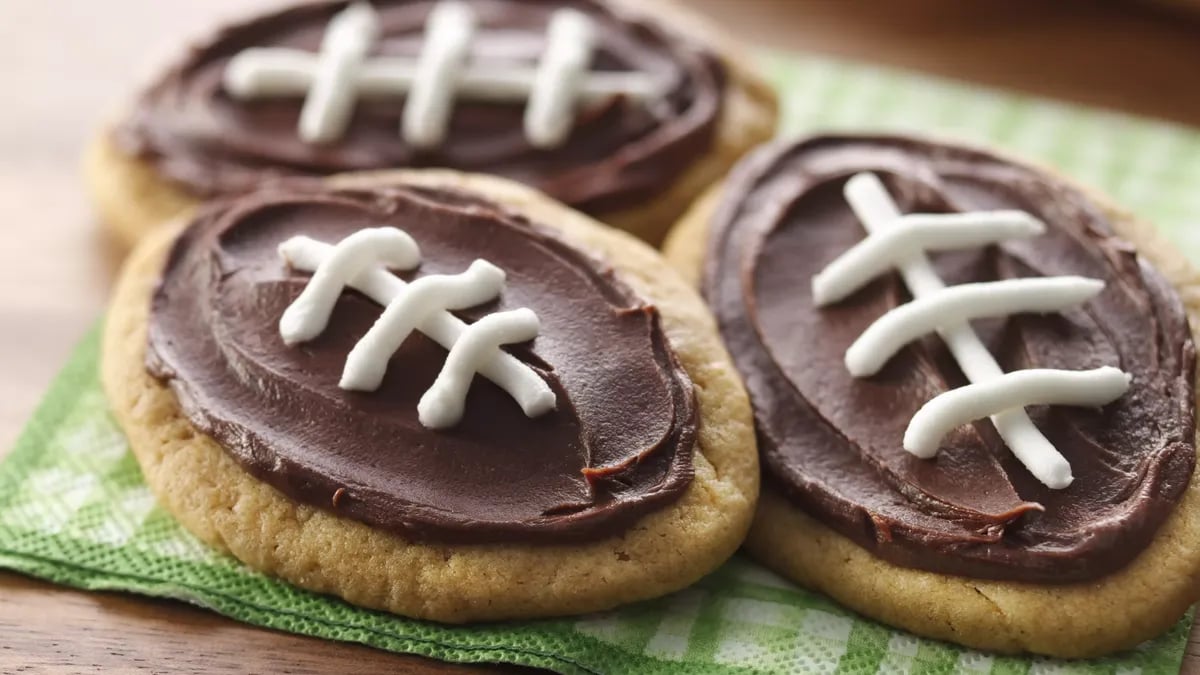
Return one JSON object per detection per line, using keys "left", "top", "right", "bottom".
{"left": 664, "top": 134, "right": 1200, "bottom": 657}
{"left": 102, "top": 170, "right": 758, "bottom": 621}
{"left": 86, "top": 0, "right": 776, "bottom": 247}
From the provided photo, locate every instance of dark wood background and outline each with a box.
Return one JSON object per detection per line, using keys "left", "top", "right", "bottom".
{"left": 3, "top": 1, "right": 1200, "bottom": 672}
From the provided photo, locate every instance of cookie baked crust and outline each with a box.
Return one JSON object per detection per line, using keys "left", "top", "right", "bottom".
{"left": 83, "top": 0, "right": 778, "bottom": 249}
{"left": 663, "top": 145, "right": 1200, "bottom": 658}
{"left": 102, "top": 170, "right": 759, "bottom": 622}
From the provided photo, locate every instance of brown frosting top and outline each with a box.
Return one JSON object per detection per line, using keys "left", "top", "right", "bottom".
{"left": 116, "top": 0, "right": 724, "bottom": 215}
{"left": 703, "top": 135, "right": 1196, "bottom": 582}
{"left": 146, "top": 182, "right": 697, "bottom": 543}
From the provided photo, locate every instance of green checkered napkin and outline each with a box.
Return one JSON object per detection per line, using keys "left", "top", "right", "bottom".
{"left": 3, "top": 54, "right": 1200, "bottom": 674}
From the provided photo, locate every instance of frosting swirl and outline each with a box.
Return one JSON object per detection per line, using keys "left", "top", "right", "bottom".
{"left": 704, "top": 135, "right": 1196, "bottom": 582}
{"left": 117, "top": 0, "right": 724, "bottom": 214}
{"left": 147, "top": 182, "right": 697, "bottom": 543}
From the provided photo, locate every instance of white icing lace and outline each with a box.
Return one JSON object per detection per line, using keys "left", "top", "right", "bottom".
{"left": 813, "top": 172, "right": 1130, "bottom": 489}
{"left": 223, "top": 2, "right": 661, "bottom": 148}
{"left": 278, "top": 228, "right": 556, "bottom": 429}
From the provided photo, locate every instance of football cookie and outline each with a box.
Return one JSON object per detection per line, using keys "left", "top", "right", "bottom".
{"left": 664, "top": 134, "right": 1200, "bottom": 657}
{"left": 85, "top": 0, "right": 777, "bottom": 247}
{"left": 102, "top": 169, "right": 758, "bottom": 621}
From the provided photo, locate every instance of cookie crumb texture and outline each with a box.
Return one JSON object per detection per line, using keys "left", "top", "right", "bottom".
{"left": 665, "top": 151, "right": 1200, "bottom": 658}
{"left": 103, "top": 170, "right": 758, "bottom": 622}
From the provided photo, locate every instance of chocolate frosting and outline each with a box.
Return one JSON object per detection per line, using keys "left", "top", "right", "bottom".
{"left": 117, "top": 0, "right": 724, "bottom": 215}
{"left": 146, "top": 183, "right": 697, "bottom": 543}
{"left": 704, "top": 135, "right": 1196, "bottom": 582}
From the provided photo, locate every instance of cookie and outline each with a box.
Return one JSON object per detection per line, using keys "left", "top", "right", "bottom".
{"left": 664, "top": 134, "right": 1200, "bottom": 657}
{"left": 85, "top": 0, "right": 777, "bottom": 248}
{"left": 102, "top": 169, "right": 758, "bottom": 622}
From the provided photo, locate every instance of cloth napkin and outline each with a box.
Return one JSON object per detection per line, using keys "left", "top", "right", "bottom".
{"left": 3, "top": 53, "right": 1200, "bottom": 674}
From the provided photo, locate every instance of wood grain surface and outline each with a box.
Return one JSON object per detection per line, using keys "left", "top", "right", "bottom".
{"left": 2, "top": 1, "right": 1200, "bottom": 672}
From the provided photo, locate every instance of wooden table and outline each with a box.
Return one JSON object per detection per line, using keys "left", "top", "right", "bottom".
{"left": 3, "top": 1, "right": 1200, "bottom": 672}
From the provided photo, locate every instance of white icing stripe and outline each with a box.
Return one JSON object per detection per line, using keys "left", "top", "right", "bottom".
{"left": 226, "top": 49, "right": 661, "bottom": 103}
{"left": 905, "top": 367, "right": 1131, "bottom": 458}
{"left": 525, "top": 9, "right": 596, "bottom": 149}
{"left": 811, "top": 210, "right": 1044, "bottom": 306}
{"left": 844, "top": 276, "right": 1105, "bottom": 377}
{"left": 340, "top": 259, "right": 506, "bottom": 391}
{"left": 418, "top": 308, "right": 543, "bottom": 428}
{"left": 278, "top": 227, "right": 419, "bottom": 345}
{"left": 223, "top": 2, "right": 662, "bottom": 148}
{"left": 278, "top": 236, "right": 556, "bottom": 420}
{"left": 402, "top": 1, "right": 475, "bottom": 149}
{"left": 843, "top": 172, "right": 1082, "bottom": 489}
{"left": 297, "top": 3, "right": 380, "bottom": 143}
